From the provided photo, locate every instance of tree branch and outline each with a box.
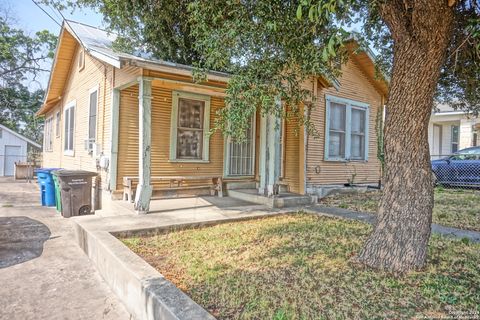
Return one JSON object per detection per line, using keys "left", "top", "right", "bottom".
{"left": 0, "top": 55, "right": 51, "bottom": 77}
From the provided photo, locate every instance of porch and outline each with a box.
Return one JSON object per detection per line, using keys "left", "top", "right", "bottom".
{"left": 109, "top": 75, "right": 307, "bottom": 213}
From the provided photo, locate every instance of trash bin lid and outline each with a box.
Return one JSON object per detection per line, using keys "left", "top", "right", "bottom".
{"left": 52, "top": 170, "right": 98, "bottom": 177}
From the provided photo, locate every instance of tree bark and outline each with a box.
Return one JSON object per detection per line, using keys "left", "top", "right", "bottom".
{"left": 355, "top": 0, "right": 455, "bottom": 272}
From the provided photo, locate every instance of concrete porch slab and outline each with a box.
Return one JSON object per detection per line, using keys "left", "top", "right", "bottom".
{"left": 228, "top": 188, "right": 316, "bottom": 208}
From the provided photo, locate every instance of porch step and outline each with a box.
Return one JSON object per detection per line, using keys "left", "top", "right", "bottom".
{"left": 225, "top": 180, "right": 257, "bottom": 190}
{"left": 227, "top": 188, "right": 316, "bottom": 208}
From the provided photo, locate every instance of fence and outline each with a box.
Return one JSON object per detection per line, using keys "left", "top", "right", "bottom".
{"left": 431, "top": 153, "right": 480, "bottom": 190}
{"left": 0, "top": 152, "right": 42, "bottom": 178}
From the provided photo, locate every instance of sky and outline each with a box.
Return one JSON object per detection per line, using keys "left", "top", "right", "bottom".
{"left": 1, "top": 0, "right": 104, "bottom": 90}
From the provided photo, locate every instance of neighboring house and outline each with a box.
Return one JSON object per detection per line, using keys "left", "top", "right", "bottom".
{"left": 0, "top": 124, "right": 41, "bottom": 176}
{"left": 37, "top": 20, "right": 388, "bottom": 212}
{"left": 428, "top": 104, "right": 479, "bottom": 159}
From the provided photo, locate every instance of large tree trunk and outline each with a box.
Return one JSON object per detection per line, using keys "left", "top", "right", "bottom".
{"left": 355, "top": 0, "right": 455, "bottom": 272}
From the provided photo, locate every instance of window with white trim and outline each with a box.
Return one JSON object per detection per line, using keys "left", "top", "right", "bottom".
{"left": 325, "top": 95, "right": 369, "bottom": 161}
{"left": 170, "top": 91, "right": 211, "bottom": 161}
{"left": 87, "top": 86, "right": 98, "bottom": 152}
{"left": 55, "top": 111, "right": 61, "bottom": 137}
{"left": 451, "top": 125, "right": 459, "bottom": 153}
{"left": 44, "top": 116, "right": 53, "bottom": 151}
{"left": 64, "top": 102, "right": 75, "bottom": 155}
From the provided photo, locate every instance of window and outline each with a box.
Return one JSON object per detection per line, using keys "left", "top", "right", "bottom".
{"left": 170, "top": 91, "right": 210, "bottom": 161}
{"left": 225, "top": 116, "right": 256, "bottom": 177}
{"left": 325, "top": 95, "right": 369, "bottom": 161}
{"left": 44, "top": 117, "right": 53, "bottom": 151}
{"left": 56, "top": 111, "right": 61, "bottom": 137}
{"left": 87, "top": 86, "right": 98, "bottom": 152}
{"left": 78, "top": 48, "right": 85, "bottom": 71}
{"left": 451, "top": 125, "right": 459, "bottom": 153}
{"left": 64, "top": 101, "right": 75, "bottom": 155}
{"left": 0, "top": 128, "right": 2, "bottom": 139}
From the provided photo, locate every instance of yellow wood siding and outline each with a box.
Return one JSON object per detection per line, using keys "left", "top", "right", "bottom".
{"left": 306, "top": 59, "right": 383, "bottom": 186}
{"left": 42, "top": 47, "right": 109, "bottom": 187}
{"left": 115, "top": 83, "right": 226, "bottom": 191}
{"left": 42, "top": 45, "right": 136, "bottom": 189}
{"left": 281, "top": 113, "right": 301, "bottom": 193}
{"left": 116, "top": 85, "right": 139, "bottom": 189}
{"left": 42, "top": 103, "right": 63, "bottom": 168}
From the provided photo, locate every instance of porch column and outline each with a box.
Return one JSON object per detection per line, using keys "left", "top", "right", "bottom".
{"left": 459, "top": 118, "right": 474, "bottom": 150}
{"left": 108, "top": 88, "right": 120, "bottom": 192}
{"left": 134, "top": 76, "right": 152, "bottom": 214}
{"left": 258, "top": 98, "right": 282, "bottom": 196}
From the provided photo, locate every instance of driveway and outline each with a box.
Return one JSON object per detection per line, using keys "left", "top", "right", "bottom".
{"left": 0, "top": 177, "right": 130, "bottom": 320}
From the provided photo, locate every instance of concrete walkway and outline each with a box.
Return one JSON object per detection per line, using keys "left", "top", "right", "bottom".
{"left": 0, "top": 178, "right": 131, "bottom": 320}
{"left": 311, "top": 205, "right": 480, "bottom": 243}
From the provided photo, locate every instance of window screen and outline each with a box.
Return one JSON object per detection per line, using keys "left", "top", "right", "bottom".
{"left": 350, "top": 108, "right": 366, "bottom": 159}
{"left": 89, "top": 90, "right": 98, "bottom": 141}
{"left": 328, "top": 102, "right": 346, "bottom": 158}
{"left": 64, "top": 105, "right": 75, "bottom": 152}
{"left": 176, "top": 98, "right": 205, "bottom": 159}
{"left": 451, "top": 125, "right": 459, "bottom": 153}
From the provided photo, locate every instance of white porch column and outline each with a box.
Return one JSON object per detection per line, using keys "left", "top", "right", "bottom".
{"left": 459, "top": 117, "right": 474, "bottom": 150}
{"left": 258, "top": 99, "right": 282, "bottom": 196}
{"left": 134, "top": 77, "right": 153, "bottom": 214}
{"left": 109, "top": 88, "right": 120, "bottom": 192}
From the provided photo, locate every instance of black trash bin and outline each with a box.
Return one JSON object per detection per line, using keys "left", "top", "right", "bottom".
{"left": 52, "top": 170, "right": 98, "bottom": 218}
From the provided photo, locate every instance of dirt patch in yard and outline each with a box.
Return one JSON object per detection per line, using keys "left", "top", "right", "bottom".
{"left": 122, "top": 214, "right": 480, "bottom": 319}
{"left": 319, "top": 188, "right": 480, "bottom": 231}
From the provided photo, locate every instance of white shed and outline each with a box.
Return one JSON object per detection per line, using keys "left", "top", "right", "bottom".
{"left": 0, "top": 124, "right": 41, "bottom": 176}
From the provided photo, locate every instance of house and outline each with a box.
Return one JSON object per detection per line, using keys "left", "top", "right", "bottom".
{"left": 0, "top": 124, "right": 41, "bottom": 176}
{"left": 428, "top": 104, "right": 479, "bottom": 159}
{"left": 37, "top": 20, "right": 388, "bottom": 213}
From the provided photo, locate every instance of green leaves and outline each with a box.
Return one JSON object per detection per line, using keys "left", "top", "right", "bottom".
{"left": 0, "top": 17, "right": 56, "bottom": 85}
{"left": 296, "top": 5, "right": 303, "bottom": 20}
{"left": 0, "top": 16, "right": 54, "bottom": 142}
{"left": 187, "top": 0, "right": 349, "bottom": 139}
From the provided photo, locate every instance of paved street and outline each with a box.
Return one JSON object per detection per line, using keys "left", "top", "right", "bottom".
{"left": 0, "top": 177, "right": 130, "bottom": 320}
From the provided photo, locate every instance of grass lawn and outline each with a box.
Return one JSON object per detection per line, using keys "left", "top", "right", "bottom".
{"left": 319, "top": 188, "right": 480, "bottom": 231}
{"left": 122, "top": 214, "right": 480, "bottom": 319}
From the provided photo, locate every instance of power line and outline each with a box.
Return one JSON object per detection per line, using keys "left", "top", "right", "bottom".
{"left": 47, "top": 3, "right": 63, "bottom": 23}
{"left": 30, "top": 0, "right": 61, "bottom": 27}
{"left": 50, "top": 5, "right": 84, "bottom": 49}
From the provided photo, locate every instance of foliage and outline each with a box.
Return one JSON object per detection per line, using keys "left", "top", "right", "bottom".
{"left": 340, "top": 1, "right": 480, "bottom": 116}
{"left": 0, "top": 17, "right": 56, "bottom": 86}
{"left": 122, "top": 214, "right": 480, "bottom": 319}
{"left": 0, "top": 14, "right": 56, "bottom": 143}
{"left": 45, "top": 0, "right": 353, "bottom": 139}
{"left": 0, "top": 86, "right": 45, "bottom": 143}
{"left": 46, "top": 1, "right": 479, "bottom": 139}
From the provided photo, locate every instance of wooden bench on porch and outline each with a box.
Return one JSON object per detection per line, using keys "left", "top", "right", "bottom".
{"left": 122, "top": 176, "right": 224, "bottom": 202}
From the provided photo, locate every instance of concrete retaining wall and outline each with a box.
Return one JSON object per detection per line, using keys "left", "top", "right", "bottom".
{"left": 74, "top": 222, "right": 215, "bottom": 320}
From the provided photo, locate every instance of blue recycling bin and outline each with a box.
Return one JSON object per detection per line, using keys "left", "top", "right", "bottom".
{"left": 35, "top": 168, "right": 61, "bottom": 207}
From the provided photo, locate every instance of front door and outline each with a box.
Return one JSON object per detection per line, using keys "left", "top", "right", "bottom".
{"left": 225, "top": 117, "right": 255, "bottom": 177}
{"left": 4, "top": 145, "right": 22, "bottom": 176}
